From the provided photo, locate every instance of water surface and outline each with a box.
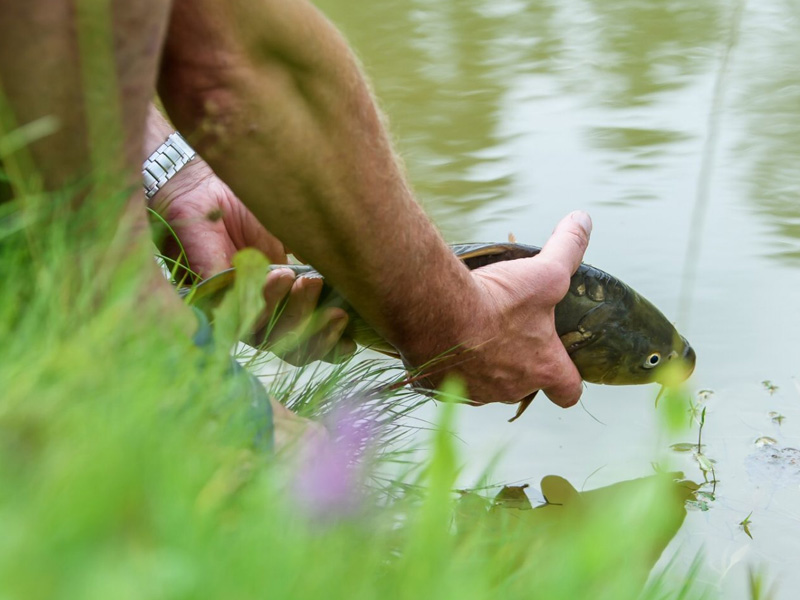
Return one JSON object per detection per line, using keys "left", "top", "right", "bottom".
{"left": 315, "top": 0, "right": 800, "bottom": 595}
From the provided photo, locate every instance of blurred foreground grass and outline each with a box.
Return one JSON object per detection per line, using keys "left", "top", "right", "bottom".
{"left": 0, "top": 148, "right": 715, "bottom": 600}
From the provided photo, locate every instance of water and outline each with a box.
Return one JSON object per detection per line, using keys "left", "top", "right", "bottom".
{"left": 314, "top": 0, "right": 800, "bottom": 595}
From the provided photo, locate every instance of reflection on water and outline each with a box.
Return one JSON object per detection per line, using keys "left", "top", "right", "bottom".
{"left": 588, "top": 127, "right": 690, "bottom": 152}
{"left": 315, "top": 0, "right": 800, "bottom": 597}
{"left": 318, "top": 0, "right": 728, "bottom": 229}
{"left": 317, "top": 0, "right": 544, "bottom": 237}
{"left": 734, "top": 2, "right": 800, "bottom": 265}
{"left": 587, "top": 126, "right": 692, "bottom": 180}
{"left": 581, "top": 0, "right": 722, "bottom": 106}
{"left": 746, "top": 444, "right": 800, "bottom": 489}
{"left": 457, "top": 472, "right": 697, "bottom": 595}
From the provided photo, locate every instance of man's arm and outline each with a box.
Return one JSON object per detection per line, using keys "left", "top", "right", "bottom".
{"left": 144, "top": 104, "right": 288, "bottom": 273}
{"left": 145, "top": 104, "right": 356, "bottom": 364}
{"left": 159, "top": 0, "right": 591, "bottom": 407}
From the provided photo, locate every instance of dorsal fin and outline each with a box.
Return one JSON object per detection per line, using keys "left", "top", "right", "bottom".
{"left": 453, "top": 243, "right": 542, "bottom": 270}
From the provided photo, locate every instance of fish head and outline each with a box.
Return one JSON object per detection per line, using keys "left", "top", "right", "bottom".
{"left": 566, "top": 288, "right": 695, "bottom": 386}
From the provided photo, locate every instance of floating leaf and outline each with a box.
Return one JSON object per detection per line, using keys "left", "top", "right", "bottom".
{"left": 540, "top": 475, "right": 580, "bottom": 506}
{"left": 740, "top": 512, "right": 754, "bottom": 539}
{"left": 687, "top": 499, "right": 710, "bottom": 512}
{"left": 493, "top": 484, "right": 532, "bottom": 510}
{"left": 768, "top": 412, "right": 786, "bottom": 425}
{"left": 695, "top": 453, "right": 716, "bottom": 472}
{"left": 671, "top": 442, "right": 704, "bottom": 453}
{"left": 762, "top": 380, "right": 779, "bottom": 395}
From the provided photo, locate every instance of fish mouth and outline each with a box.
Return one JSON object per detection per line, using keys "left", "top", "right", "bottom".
{"left": 681, "top": 336, "right": 696, "bottom": 379}
{"left": 654, "top": 336, "right": 696, "bottom": 385}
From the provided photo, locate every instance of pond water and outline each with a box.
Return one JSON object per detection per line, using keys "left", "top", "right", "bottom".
{"left": 314, "top": 0, "right": 800, "bottom": 596}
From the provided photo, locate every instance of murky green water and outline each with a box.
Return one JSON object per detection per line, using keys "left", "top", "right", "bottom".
{"left": 316, "top": 0, "right": 800, "bottom": 595}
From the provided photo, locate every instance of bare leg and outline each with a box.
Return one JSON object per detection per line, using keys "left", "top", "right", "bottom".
{"left": 0, "top": 0, "right": 190, "bottom": 325}
{"left": 0, "top": 1, "right": 172, "bottom": 190}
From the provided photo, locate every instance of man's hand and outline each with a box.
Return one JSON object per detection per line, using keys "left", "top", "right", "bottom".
{"left": 406, "top": 212, "right": 592, "bottom": 409}
{"left": 154, "top": 160, "right": 287, "bottom": 276}
{"left": 152, "top": 158, "right": 356, "bottom": 365}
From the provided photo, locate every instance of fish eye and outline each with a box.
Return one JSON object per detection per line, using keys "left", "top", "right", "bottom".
{"left": 644, "top": 352, "right": 661, "bottom": 369}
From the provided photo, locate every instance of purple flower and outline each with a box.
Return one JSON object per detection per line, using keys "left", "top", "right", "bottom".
{"left": 291, "top": 402, "right": 377, "bottom": 520}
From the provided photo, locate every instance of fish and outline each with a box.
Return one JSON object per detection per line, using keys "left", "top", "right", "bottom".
{"left": 186, "top": 242, "right": 696, "bottom": 421}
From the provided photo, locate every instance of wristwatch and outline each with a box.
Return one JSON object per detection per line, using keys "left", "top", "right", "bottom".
{"left": 142, "top": 132, "right": 197, "bottom": 200}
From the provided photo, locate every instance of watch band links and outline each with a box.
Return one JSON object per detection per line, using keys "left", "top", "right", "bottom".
{"left": 142, "top": 132, "right": 197, "bottom": 200}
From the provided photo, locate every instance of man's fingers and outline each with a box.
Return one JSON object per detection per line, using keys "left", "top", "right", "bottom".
{"left": 302, "top": 308, "right": 352, "bottom": 363}
{"left": 538, "top": 211, "right": 592, "bottom": 275}
{"left": 262, "top": 268, "right": 296, "bottom": 314}
{"left": 267, "top": 275, "right": 323, "bottom": 345}
{"left": 250, "top": 268, "right": 296, "bottom": 343}
{"left": 280, "top": 308, "right": 351, "bottom": 365}
{"left": 539, "top": 341, "right": 584, "bottom": 408}
{"left": 252, "top": 270, "right": 355, "bottom": 365}
{"left": 318, "top": 309, "right": 357, "bottom": 363}
{"left": 324, "top": 336, "right": 358, "bottom": 364}
{"left": 533, "top": 212, "right": 591, "bottom": 406}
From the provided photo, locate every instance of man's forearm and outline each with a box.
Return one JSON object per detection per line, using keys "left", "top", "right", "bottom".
{"left": 158, "top": 0, "right": 484, "bottom": 364}
{"left": 144, "top": 103, "right": 215, "bottom": 215}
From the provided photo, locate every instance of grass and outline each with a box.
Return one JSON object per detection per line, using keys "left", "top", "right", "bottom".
{"left": 0, "top": 185, "right": 720, "bottom": 600}
{"left": 0, "top": 104, "right": 747, "bottom": 599}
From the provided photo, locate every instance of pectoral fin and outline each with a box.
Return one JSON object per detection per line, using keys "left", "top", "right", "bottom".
{"left": 509, "top": 391, "right": 537, "bottom": 423}
{"left": 654, "top": 385, "right": 666, "bottom": 408}
{"left": 559, "top": 330, "right": 595, "bottom": 354}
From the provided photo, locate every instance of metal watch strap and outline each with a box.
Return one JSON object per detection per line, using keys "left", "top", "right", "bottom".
{"left": 142, "top": 132, "right": 197, "bottom": 200}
